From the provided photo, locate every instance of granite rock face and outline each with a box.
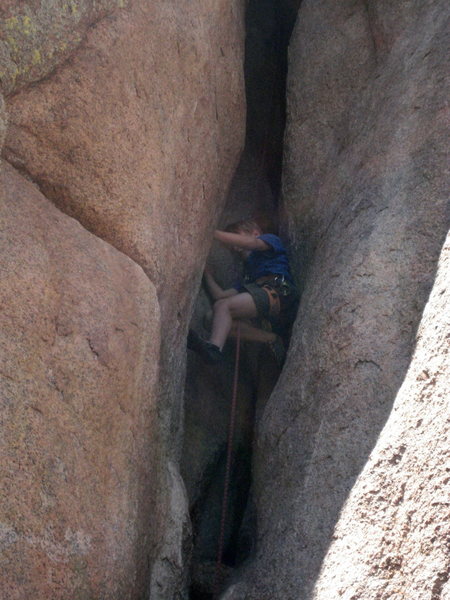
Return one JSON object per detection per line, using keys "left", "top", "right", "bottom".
{"left": 224, "top": 1, "right": 450, "bottom": 598}
{"left": 3, "top": 0, "right": 245, "bottom": 306}
{"left": 0, "top": 162, "right": 160, "bottom": 600}
{"left": 312, "top": 233, "right": 450, "bottom": 599}
{"left": 0, "top": 0, "right": 127, "bottom": 96}
{"left": 3, "top": 0, "right": 448, "bottom": 597}
{"left": 0, "top": 92, "right": 6, "bottom": 147}
{"left": 1, "top": 0, "right": 245, "bottom": 598}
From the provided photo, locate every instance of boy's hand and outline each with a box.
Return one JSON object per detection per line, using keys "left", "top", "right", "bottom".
{"left": 202, "top": 265, "right": 238, "bottom": 300}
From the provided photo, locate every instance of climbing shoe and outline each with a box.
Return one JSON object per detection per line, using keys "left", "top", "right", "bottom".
{"left": 267, "top": 335, "right": 286, "bottom": 368}
{"left": 187, "top": 329, "right": 204, "bottom": 353}
{"left": 187, "top": 329, "right": 223, "bottom": 365}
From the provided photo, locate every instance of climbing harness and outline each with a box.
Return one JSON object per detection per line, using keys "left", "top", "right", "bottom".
{"left": 255, "top": 273, "right": 293, "bottom": 296}
{"left": 260, "top": 283, "right": 281, "bottom": 317}
{"left": 213, "top": 322, "right": 241, "bottom": 599}
{"left": 255, "top": 274, "right": 297, "bottom": 320}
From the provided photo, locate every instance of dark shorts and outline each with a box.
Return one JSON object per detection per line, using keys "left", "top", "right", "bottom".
{"left": 243, "top": 283, "right": 272, "bottom": 318}
{"left": 243, "top": 281, "right": 299, "bottom": 323}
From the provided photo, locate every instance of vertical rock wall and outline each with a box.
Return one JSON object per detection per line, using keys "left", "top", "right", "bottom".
{"left": 1, "top": 1, "right": 246, "bottom": 598}
{"left": 224, "top": 1, "right": 449, "bottom": 598}
{"left": 1, "top": 162, "right": 160, "bottom": 600}
{"left": 312, "top": 233, "right": 450, "bottom": 599}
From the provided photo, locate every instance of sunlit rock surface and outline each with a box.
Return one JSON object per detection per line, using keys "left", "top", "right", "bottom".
{"left": 1, "top": 0, "right": 245, "bottom": 597}
{"left": 312, "top": 233, "right": 450, "bottom": 599}
{"left": 0, "top": 161, "right": 160, "bottom": 599}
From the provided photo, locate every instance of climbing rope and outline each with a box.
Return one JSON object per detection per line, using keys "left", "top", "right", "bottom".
{"left": 213, "top": 322, "right": 241, "bottom": 599}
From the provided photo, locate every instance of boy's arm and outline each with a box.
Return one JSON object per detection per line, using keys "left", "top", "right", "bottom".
{"left": 214, "top": 230, "right": 269, "bottom": 251}
{"left": 203, "top": 267, "right": 238, "bottom": 300}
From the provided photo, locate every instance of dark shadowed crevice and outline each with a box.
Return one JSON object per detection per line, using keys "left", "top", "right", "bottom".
{"left": 183, "top": 1, "right": 302, "bottom": 598}
{"left": 245, "top": 0, "right": 301, "bottom": 198}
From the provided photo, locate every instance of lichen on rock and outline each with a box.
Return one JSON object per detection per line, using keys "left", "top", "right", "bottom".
{"left": 0, "top": 0, "right": 128, "bottom": 96}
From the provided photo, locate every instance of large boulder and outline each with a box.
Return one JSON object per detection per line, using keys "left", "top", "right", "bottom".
{"left": 0, "top": 161, "right": 160, "bottom": 599}
{"left": 3, "top": 0, "right": 245, "bottom": 307}
{"left": 1, "top": 1, "right": 246, "bottom": 596}
{"left": 224, "top": 1, "right": 449, "bottom": 598}
{"left": 312, "top": 233, "right": 450, "bottom": 599}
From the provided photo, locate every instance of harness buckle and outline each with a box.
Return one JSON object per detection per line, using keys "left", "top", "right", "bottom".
{"left": 274, "top": 275, "right": 290, "bottom": 296}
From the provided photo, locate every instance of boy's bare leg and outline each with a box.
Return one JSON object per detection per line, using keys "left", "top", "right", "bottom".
{"left": 209, "top": 292, "right": 258, "bottom": 349}
{"left": 229, "top": 320, "right": 276, "bottom": 344}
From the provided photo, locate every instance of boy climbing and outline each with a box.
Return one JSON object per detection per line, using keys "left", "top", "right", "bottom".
{"left": 188, "top": 219, "right": 298, "bottom": 366}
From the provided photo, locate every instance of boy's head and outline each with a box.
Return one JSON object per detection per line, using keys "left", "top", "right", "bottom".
{"left": 225, "top": 219, "right": 262, "bottom": 237}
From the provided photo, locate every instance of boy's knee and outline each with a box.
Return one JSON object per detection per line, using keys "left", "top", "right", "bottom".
{"left": 213, "top": 298, "right": 230, "bottom": 313}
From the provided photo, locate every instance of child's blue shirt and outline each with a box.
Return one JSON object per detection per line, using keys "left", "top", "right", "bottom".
{"left": 234, "top": 234, "right": 294, "bottom": 290}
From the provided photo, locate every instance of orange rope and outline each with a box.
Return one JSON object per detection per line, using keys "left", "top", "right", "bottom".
{"left": 213, "top": 322, "right": 241, "bottom": 599}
